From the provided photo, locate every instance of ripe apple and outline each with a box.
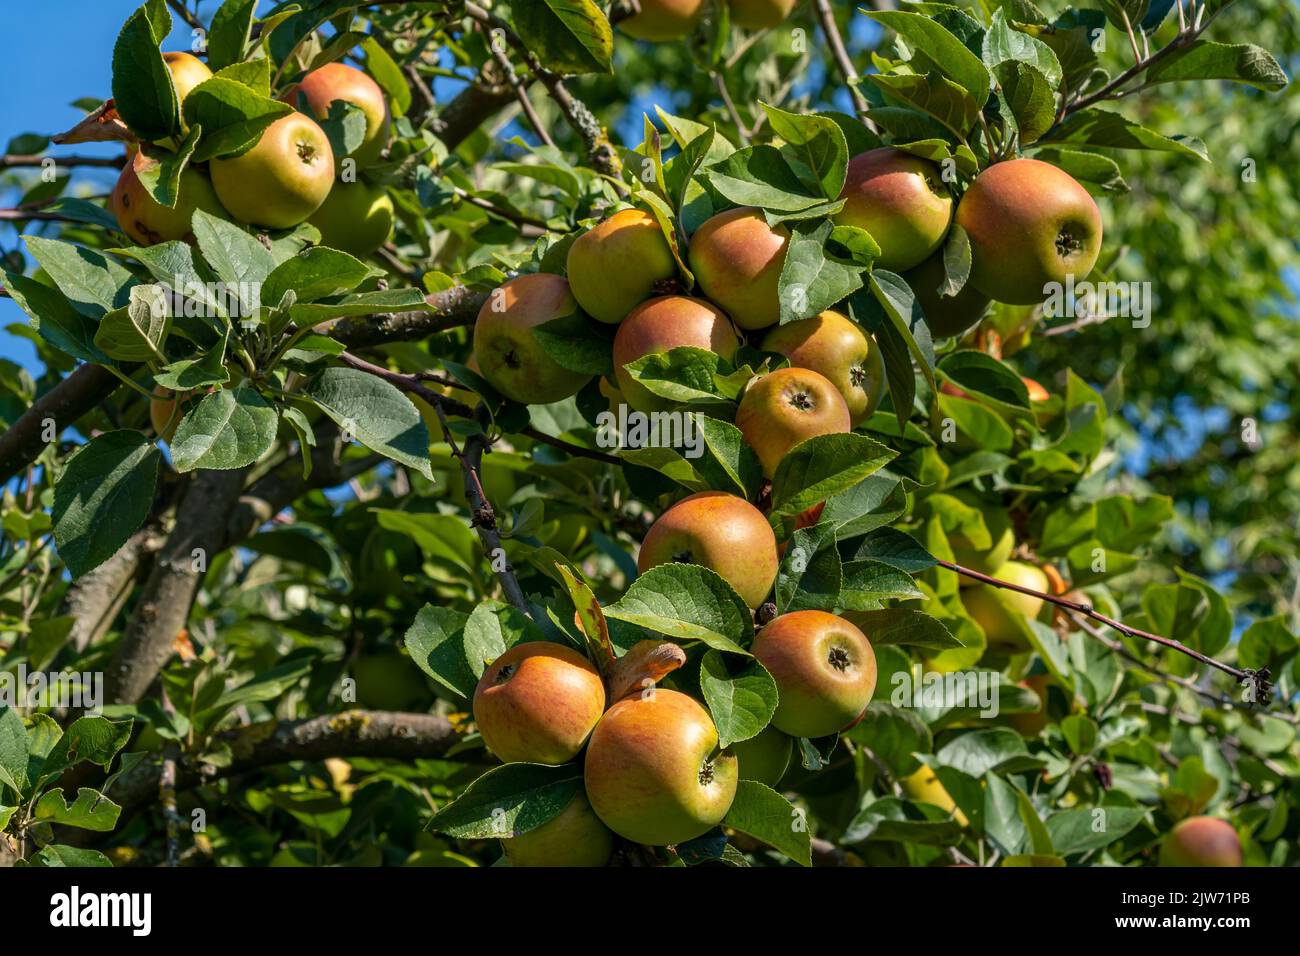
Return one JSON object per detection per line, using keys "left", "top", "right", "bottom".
{"left": 584, "top": 688, "right": 738, "bottom": 845}
{"left": 149, "top": 388, "right": 197, "bottom": 443}
{"left": 728, "top": 0, "right": 797, "bottom": 29}
{"left": 751, "top": 610, "right": 877, "bottom": 739}
{"left": 834, "top": 148, "right": 953, "bottom": 272}
{"left": 945, "top": 496, "right": 1014, "bottom": 576}
{"left": 612, "top": 295, "right": 740, "bottom": 413}
{"left": 286, "top": 62, "right": 391, "bottom": 168}
{"left": 618, "top": 0, "right": 707, "bottom": 40}
{"left": 959, "top": 561, "right": 1049, "bottom": 654}
{"left": 899, "top": 765, "right": 968, "bottom": 826}
{"left": 111, "top": 152, "right": 228, "bottom": 246}
{"left": 351, "top": 651, "right": 432, "bottom": 711}
{"left": 472, "top": 642, "right": 606, "bottom": 765}
{"left": 901, "top": 249, "right": 992, "bottom": 339}
{"left": 731, "top": 725, "right": 793, "bottom": 787}
{"left": 637, "top": 491, "right": 778, "bottom": 609}
{"left": 566, "top": 208, "right": 678, "bottom": 324}
{"left": 1158, "top": 816, "right": 1242, "bottom": 867}
{"left": 308, "top": 179, "right": 394, "bottom": 256}
{"left": 162, "top": 51, "right": 212, "bottom": 137}
{"left": 760, "top": 310, "right": 885, "bottom": 426}
{"left": 689, "top": 206, "right": 789, "bottom": 330}
{"left": 473, "top": 273, "right": 594, "bottom": 404}
{"left": 502, "top": 791, "right": 613, "bottom": 867}
{"left": 956, "top": 158, "right": 1103, "bottom": 305}
{"left": 734, "top": 366, "right": 851, "bottom": 478}
{"left": 210, "top": 112, "right": 335, "bottom": 229}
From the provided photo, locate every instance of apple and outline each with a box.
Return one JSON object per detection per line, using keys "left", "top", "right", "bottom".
{"left": 566, "top": 208, "right": 678, "bottom": 324}
{"left": 286, "top": 62, "right": 391, "bottom": 168}
{"left": 502, "top": 791, "right": 613, "bottom": 867}
{"left": 149, "top": 387, "right": 197, "bottom": 443}
{"left": 688, "top": 206, "right": 789, "bottom": 330}
{"left": 956, "top": 158, "right": 1103, "bottom": 305}
{"left": 473, "top": 273, "right": 594, "bottom": 404}
{"left": 351, "top": 651, "right": 432, "bottom": 711}
{"left": 901, "top": 249, "right": 992, "bottom": 339}
{"left": 728, "top": 0, "right": 797, "bottom": 29}
{"left": 750, "top": 610, "right": 877, "bottom": 739}
{"left": 899, "top": 765, "right": 968, "bottom": 826}
{"left": 111, "top": 152, "right": 228, "bottom": 246}
{"left": 210, "top": 112, "right": 335, "bottom": 229}
{"left": 472, "top": 642, "right": 606, "bottom": 765}
{"left": 612, "top": 295, "right": 740, "bottom": 412}
{"left": 834, "top": 148, "right": 953, "bottom": 272}
{"left": 618, "top": 0, "right": 707, "bottom": 41}
{"left": 637, "top": 490, "right": 778, "bottom": 609}
{"left": 731, "top": 724, "right": 793, "bottom": 787}
{"left": 1158, "top": 816, "right": 1242, "bottom": 867}
{"left": 760, "top": 310, "right": 885, "bottom": 426}
{"left": 308, "top": 179, "right": 394, "bottom": 256}
{"left": 584, "top": 688, "right": 738, "bottom": 845}
{"left": 734, "top": 366, "right": 851, "bottom": 478}
{"left": 959, "top": 561, "right": 1049, "bottom": 654}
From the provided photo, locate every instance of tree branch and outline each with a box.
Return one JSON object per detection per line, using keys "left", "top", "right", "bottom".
{"left": 111, "top": 710, "right": 458, "bottom": 811}
{"left": 0, "top": 153, "right": 124, "bottom": 170}
{"left": 0, "top": 363, "right": 120, "bottom": 483}
{"left": 937, "top": 560, "right": 1270, "bottom": 699}
{"left": 812, "top": 0, "right": 872, "bottom": 122}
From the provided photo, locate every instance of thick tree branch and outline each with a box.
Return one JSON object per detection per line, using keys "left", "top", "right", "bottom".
{"left": 0, "top": 364, "right": 119, "bottom": 483}
{"left": 428, "top": 71, "right": 518, "bottom": 147}
{"left": 112, "top": 710, "right": 458, "bottom": 811}
{"left": 59, "top": 524, "right": 167, "bottom": 653}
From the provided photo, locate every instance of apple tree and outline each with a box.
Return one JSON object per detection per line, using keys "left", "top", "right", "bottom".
{"left": 0, "top": 0, "right": 1297, "bottom": 868}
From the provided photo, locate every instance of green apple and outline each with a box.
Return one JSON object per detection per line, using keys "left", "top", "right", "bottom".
{"left": 502, "top": 791, "right": 614, "bottom": 867}
{"left": 308, "top": 179, "right": 394, "bottom": 256}
{"left": 210, "top": 112, "right": 335, "bottom": 229}
{"left": 959, "top": 561, "right": 1049, "bottom": 653}
{"left": 731, "top": 725, "right": 793, "bottom": 787}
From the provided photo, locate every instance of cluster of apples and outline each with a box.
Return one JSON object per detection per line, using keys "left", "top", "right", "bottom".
{"left": 110, "top": 52, "right": 396, "bottom": 257}
{"left": 620, "top": 0, "right": 799, "bottom": 39}
{"left": 473, "top": 605, "right": 876, "bottom": 864}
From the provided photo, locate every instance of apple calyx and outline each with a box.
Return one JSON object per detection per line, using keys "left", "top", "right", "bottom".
{"left": 828, "top": 645, "right": 852, "bottom": 672}
{"left": 788, "top": 389, "right": 814, "bottom": 411}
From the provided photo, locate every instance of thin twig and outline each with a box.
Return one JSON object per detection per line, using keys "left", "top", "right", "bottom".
{"left": 712, "top": 72, "right": 750, "bottom": 146}
{"left": 811, "top": 0, "right": 872, "bottom": 123}
{"left": 0, "top": 153, "right": 124, "bottom": 170}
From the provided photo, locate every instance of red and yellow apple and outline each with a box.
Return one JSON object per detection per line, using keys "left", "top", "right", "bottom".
{"left": 111, "top": 152, "right": 228, "bottom": 246}
{"left": 728, "top": 0, "right": 797, "bottom": 29}
{"left": 472, "top": 642, "right": 606, "bottom": 765}
{"left": 210, "top": 112, "right": 335, "bottom": 228}
{"left": 473, "top": 273, "right": 594, "bottom": 404}
{"left": 618, "top": 0, "right": 707, "bottom": 41}
{"left": 751, "top": 610, "right": 877, "bottom": 739}
{"left": 637, "top": 491, "right": 778, "bottom": 609}
{"left": 566, "top": 209, "right": 678, "bottom": 324}
{"left": 835, "top": 148, "right": 953, "bottom": 272}
{"left": 584, "top": 688, "right": 738, "bottom": 845}
{"left": 612, "top": 295, "right": 740, "bottom": 412}
{"left": 286, "top": 62, "right": 391, "bottom": 168}
{"left": 1158, "top": 816, "right": 1242, "bottom": 867}
{"left": 760, "top": 310, "right": 885, "bottom": 426}
{"left": 689, "top": 206, "right": 789, "bottom": 330}
{"left": 735, "top": 366, "right": 851, "bottom": 478}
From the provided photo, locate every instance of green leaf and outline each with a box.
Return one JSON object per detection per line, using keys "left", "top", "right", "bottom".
{"left": 361, "top": 36, "right": 411, "bottom": 117}
{"left": 112, "top": 3, "right": 178, "bottom": 141}
{"left": 52, "top": 431, "right": 161, "bottom": 579}
{"left": 36, "top": 716, "right": 133, "bottom": 785}
{"left": 1042, "top": 108, "right": 1209, "bottom": 160}
{"left": 702, "top": 145, "right": 824, "bottom": 212}
{"left": 208, "top": 0, "right": 258, "bottom": 72}
{"left": 994, "top": 61, "right": 1057, "bottom": 144}
{"left": 93, "top": 284, "right": 171, "bottom": 362}
{"left": 170, "top": 385, "right": 279, "bottom": 471}
{"left": 1046, "top": 806, "right": 1148, "bottom": 855}
{"left": 722, "top": 781, "right": 812, "bottom": 865}
{"left": 983, "top": 9, "right": 1063, "bottom": 89}
{"left": 844, "top": 608, "right": 959, "bottom": 650}
{"left": 0, "top": 706, "right": 30, "bottom": 795}
{"left": 534, "top": 310, "right": 615, "bottom": 376}
{"left": 769, "top": 432, "right": 896, "bottom": 520}
{"left": 404, "top": 604, "right": 475, "bottom": 700}
{"left": 262, "top": 248, "right": 379, "bottom": 307}
{"left": 463, "top": 602, "right": 547, "bottom": 678}
{"left": 761, "top": 103, "right": 849, "bottom": 199}
{"left": 866, "top": 72, "right": 981, "bottom": 140}
{"left": 185, "top": 76, "right": 294, "bottom": 162}
{"left": 23, "top": 235, "right": 135, "bottom": 318}
{"left": 513, "top": 0, "right": 614, "bottom": 75}
{"left": 777, "top": 524, "right": 842, "bottom": 612}
{"left": 843, "top": 795, "right": 966, "bottom": 846}
{"left": 1031, "top": 148, "right": 1129, "bottom": 193}
{"left": 25, "top": 845, "right": 113, "bottom": 867}
{"left": 777, "top": 218, "right": 866, "bottom": 324}
{"left": 605, "top": 564, "right": 753, "bottom": 653}
{"left": 1, "top": 270, "right": 110, "bottom": 364}
{"left": 428, "top": 763, "right": 583, "bottom": 839}
{"left": 304, "top": 367, "right": 433, "bottom": 479}
{"left": 33, "top": 787, "right": 122, "bottom": 832}
{"left": 699, "top": 651, "right": 778, "bottom": 748}
{"left": 1145, "top": 40, "right": 1287, "bottom": 91}
{"left": 287, "top": 288, "right": 429, "bottom": 324}
{"left": 191, "top": 208, "right": 276, "bottom": 287}
{"left": 867, "top": 10, "right": 992, "bottom": 108}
